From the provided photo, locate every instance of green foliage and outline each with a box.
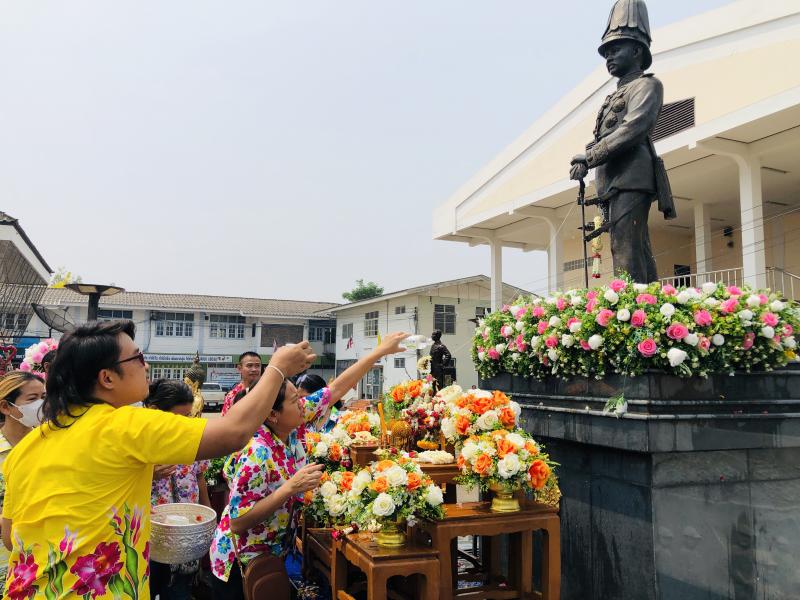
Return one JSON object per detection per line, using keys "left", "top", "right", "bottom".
{"left": 342, "top": 279, "right": 383, "bottom": 302}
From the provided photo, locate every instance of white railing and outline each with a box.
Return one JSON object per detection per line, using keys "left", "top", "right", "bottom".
{"left": 766, "top": 267, "right": 800, "bottom": 301}
{"left": 660, "top": 268, "right": 743, "bottom": 290}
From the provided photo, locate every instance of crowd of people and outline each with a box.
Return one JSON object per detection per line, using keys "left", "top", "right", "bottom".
{"left": 0, "top": 321, "right": 406, "bottom": 599}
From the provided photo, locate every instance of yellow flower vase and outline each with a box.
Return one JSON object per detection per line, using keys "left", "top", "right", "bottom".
{"left": 376, "top": 519, "right": 407, "bottom": 548}
{"left": 489, "top": 482, "right": 521, "bottom": 513}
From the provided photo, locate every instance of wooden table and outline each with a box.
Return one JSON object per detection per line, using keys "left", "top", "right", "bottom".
{"left": 331, "top": 532, "right": 440, "bottom": 600}
{"left": 416, "top": 501, "right": 560, "bottom": 600}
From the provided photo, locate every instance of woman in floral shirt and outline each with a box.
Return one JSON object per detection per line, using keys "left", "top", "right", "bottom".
{"left": 209, "top": 333, "right": 407, "bottom": 600}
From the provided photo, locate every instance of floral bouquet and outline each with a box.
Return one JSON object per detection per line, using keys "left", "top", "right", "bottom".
{"left": 401, "top": 393, "right": 447, "bottom": 445}
{"left": 305, "top": 429, "right": 354, "bottom": 470}
{"left": 303, "top": 469, "right": 365, "bottom": 528}
{"left": 455, "top": 429, "right": 559, "bottom": 508}
{"left": 334, "top": 410, "right": 381, "bottom": 443}
{"left": 383, "top": 379, "right": 434, "bottom": 419}
{"left": 440, "top": 388, "right": 522, "bottom": 444}
{"left": 19, "top": 338, "right": 58, "bottom": 375}
{"left": 473, "top": 278, "right": 800, "bottom": 381}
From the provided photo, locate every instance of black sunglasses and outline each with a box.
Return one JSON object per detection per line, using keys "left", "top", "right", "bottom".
{"left": 114, "top": 351, "right": 146, "bottom": 367}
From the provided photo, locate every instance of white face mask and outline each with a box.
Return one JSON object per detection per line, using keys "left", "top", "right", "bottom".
{"left": 9, "top": 399, "right": 45, "bottom": 428}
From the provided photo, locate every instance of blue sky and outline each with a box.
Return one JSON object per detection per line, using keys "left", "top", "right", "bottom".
{"left": 0, "top": 0, "right": 732, "bottom": 302}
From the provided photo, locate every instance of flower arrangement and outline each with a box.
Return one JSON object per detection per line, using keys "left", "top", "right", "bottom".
{"left": 305, "top": 429, "right": 354, "bottom": 470}
{"left": 383, "top": 379, "right": 434, "bottom": 419}
{"left": 472, "top": 279, "right": 800, "bottom": 381}
{"left": 400, "top": 393, "right": 447, "bottom": 443}
{"left": 455, "top": 429, "right": 559, "bottom": 504}
{"left": 440, "top": 388, "right": 522, "bottom": 444}
{"left": 303, "top": 469, "right": 365, "bottom": 528}
{"left": 19, "top": 338, "right": 58, "bottom": 375}
{"left": 417, "top": 355, "right": 432, "bottom": 375}
{"left": 333, "top": 410, "right": 381, "bottom": 442}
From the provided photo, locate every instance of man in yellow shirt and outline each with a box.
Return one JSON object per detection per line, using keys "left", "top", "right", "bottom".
{"left": 1, "top": 320, "right": 319, "bottom": 600}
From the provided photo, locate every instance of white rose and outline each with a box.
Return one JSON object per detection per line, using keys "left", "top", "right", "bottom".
{"left": 371, "top": 493, "right": 396, "bottom": 517}
{"left": 326, "top": 494, "right": 348, "bottom": 517}
{"left": 667, "top": 348, "right": 688, "bottom": 367}
{"left": 547, "top": 349, "right": 558, "bottom": 362}
{"left": 545, "top": 297, "right": 556, "bottom": 305}
{"left": 783, "top": 336, "right": 796, "bottom": 349}
{"left": 676, "top": 291, "right": 691, "bottom": 305}
{"left": 634, "top": 283, "right": 648, "bottom": 292}
{"left": 549, "top": 316, "right": 562, "bottom": 328}
{"left": 569, "top": 321, "right": 582, "bottom": 333}
{"left": 331, "top": 471, "right": 343, "bottom": 484}
{"left": 659, "top": 303, "right": 676, "bottom": 319}
{"left": 684, "top": 333, "right": 699, "bottom": 347}
{"left": 477, "top": 441, "right": 497, "bottom": 457}
{"left": 561, "top": 334, "right": 575, "bottom": 348}
{"left": 461, "top": 442, "right": 479, "bottom": 462}
{"left": 356, "top": 469, "right": 372, "bottom": 485}
{"left": 319, "top": 481, "right": 337, "bottom": 499}
{"left": 368, "top": 413, "right": 381, "bottom": 429}
{"left": 477, "top": 351, "right": 486, "bottom": 361}
{"left": 515, "top": 321, "right": 525, "bottom": 332}
{"left": 760, "top": 326, "right": 775, "bottom": 339}
{"left": 770, "top": 300, "right": 786, "bottom": 313}
{"left": 510, "top": 305, "right": 521, "bottom": 316}
{"left": 506, "top": 433, "right": 525, "bottom": 449}
{"left": 440, "top": 417, "right": 456, "bottom": 440}
{"left": 424, "top": 484, "right": 444, "bottom": 506}
{"left": 712, "top": 334, "right": 725, "bottom": 346}
{"left": 704, "top": 298, "right": 720, "bottom": 308}
{"left": 495, "top": 343, "right": 506, "bottom": 353}
{"left": 738, "top": 309, "right": 754, "bottom": 322}
{"left": 702, "top": 282, "right": 717, "bottom": 295}
{"left": 509, "top": 401, "right": 521, "bottom": 418}
{"left": 588, "top": 334, "right": 604, "bottom": 350}
{"left": 616, "top": 309, "right": 631, "bottom": 322}
{"left": 497, "top": 454, "right": 521, "bottom": 479}
{"left": 385, "top": 466, "right": 408, "bottom": 487}
{"left": 314, "top": 442, "right": 329, "bottom": 458}
{"left": 512, "top": 353, "right": 521, "bottom": 361}
{"left": 570, "top": 295, "right": 584, "bottom": 307}
{"left": 604, "top": 289, "right": 619, "bottom": 304}
{"left": 746, "top": 295, "right": 761, "bottom": 308}
{"left": 476, "top": 410, "right": 499, "bottom": 431}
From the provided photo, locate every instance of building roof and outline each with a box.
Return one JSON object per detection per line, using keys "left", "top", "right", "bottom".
{"left": 40, "top": 287, "right": 339, "bottom": 319}
{"left": 325, "top": 275, "right": 532, "bottom": 313}
{"left": 0, "top": 211, "right": 53, "bottom": 276}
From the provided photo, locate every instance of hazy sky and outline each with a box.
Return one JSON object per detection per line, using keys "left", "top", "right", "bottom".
{"left": 0, "top": 0, "right": 732, "bottom": 303}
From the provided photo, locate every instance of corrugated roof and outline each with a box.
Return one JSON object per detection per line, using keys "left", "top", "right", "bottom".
{"left": 0, "top": 210, "right": 53, "bottom": 275}
{"left": 40, "top": 288, "right": 339, "bottom": 318}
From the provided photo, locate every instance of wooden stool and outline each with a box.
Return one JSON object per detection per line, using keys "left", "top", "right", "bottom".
{"left": 416, "top": 501, "right": 561, "bottom": 600}
{"left": 332, "top": 532, "right": 440, "bottom": 600}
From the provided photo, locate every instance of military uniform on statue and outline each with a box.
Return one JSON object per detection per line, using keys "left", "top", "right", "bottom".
{"left": 428, "top": 330, "right": 452, "bottom": 394}
{"left": 570, "top": 0, "right": 675, "bottom": 284}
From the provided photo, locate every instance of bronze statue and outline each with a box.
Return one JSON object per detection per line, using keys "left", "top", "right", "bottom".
{"left": 183, "top": 352, "right": 206, "bottom": 417}
{"left": 570, "top": 0, "right": 675, "bottom": 284}
{"left": 429, "top": 329, "right": 452, "bottom": 394}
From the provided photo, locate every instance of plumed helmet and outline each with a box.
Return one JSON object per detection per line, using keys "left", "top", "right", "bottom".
{"left": 598, "top": 0, "right": 653, "bottom": 70}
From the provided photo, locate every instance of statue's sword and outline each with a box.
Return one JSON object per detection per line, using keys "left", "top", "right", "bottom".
{"left": 577, "top": 178, "right": 590, "bottom": 288}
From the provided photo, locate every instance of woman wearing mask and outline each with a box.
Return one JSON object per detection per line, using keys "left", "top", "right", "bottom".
{"left": 0, "top": 372, "right": 46, "bottom": 592}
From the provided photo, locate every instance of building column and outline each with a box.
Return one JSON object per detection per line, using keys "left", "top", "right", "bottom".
{"left": 546, "top": 219, "right": 564, "bottom": 294}
{"left": 693, "top": 203, "right": 713, "bottom": 274}
{"left": 772, "top": 218, "right": 785, "bottom": 270}
{"left": 490, "top": 241, "right": 503, "bottom": 311}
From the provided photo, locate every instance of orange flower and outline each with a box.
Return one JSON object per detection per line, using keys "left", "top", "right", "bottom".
{"left": 306, "top": 432, "right": 321, "bottom": 444}
{"left": 340, "top": 471, "right": 355, "bottom": 492}
{"left": 329, "top": 443, "right": 342, "bottom": 462}
{"left": 474, "top": 454, "right": 493, "bottom": 476}
{"left": 407, "top": 380, "right": 423, "bottom": 398}
{"left": 455, "top": 415, "right": 471, "bottom": 436}
{"left": 375, "top": 460, "right": 396, "bottom": 472}
{"left": 358, "top": 422, "right": 370, "bottom": 432}
{"left": 499, "top": 408, "right": 516, "bottom": 428}
{"left": 347, "top": 424, "right": 357, "bottom": 435}
{"left": 524, "top": 441, "right": 539, "bottom": 455}
{"left": 303, "top": 490, "right": 314, "bottom": 505}
{"left": 392, "top": 386, "right": 406, "bottom": 402}
{"left": 496, "top": 438, "right": 516, "bottom": 459}
{"left": 406, "top": 472, "right": 422, "bottom": 491}
{"left": 456, "top": 396, "right": 468, "bottom": 409}
{"left": 492, "top": 391, "right": 510, "bottom": 407}
{"left": 491, "top": 430, "right": 507, "bottom": 439}
{"left": 457, "top": 455, "right": 466, "bottom": 470}
{"left": 321, "top": 472, "right": 330, "bottom": 483}
{"left": 469, "top": 396, "right": 494, "bottom": 415}
{"left": 528, "top": 460, "right": 551, "bottom": 490}
{"left": 372, "top": 476, "right": 389, "bottom": 493}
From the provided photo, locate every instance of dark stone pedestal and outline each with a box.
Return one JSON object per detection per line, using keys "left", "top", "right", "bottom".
{"left": 481, "top": 369, "right": 800, "bottom": 600}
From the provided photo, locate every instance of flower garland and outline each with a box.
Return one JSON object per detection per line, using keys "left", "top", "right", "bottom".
{"left": 20, "top": 338, "right": 58, "bottom": 375}
{"left": 472, "top": 279, "right": 800, "bottom": 380}
{"left": 383, "top": 379, "right": 434, "bottom": 419}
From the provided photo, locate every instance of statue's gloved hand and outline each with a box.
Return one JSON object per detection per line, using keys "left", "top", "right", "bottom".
{"left": 570, "top": 154, "right": 589, "bottom": 181}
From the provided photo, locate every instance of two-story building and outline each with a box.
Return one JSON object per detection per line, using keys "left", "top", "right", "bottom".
{"left": 26, "top": 288, "right": 338, "bottom": 386}
{"left": 326, "top": 275, "right": 529, "bottom": 399}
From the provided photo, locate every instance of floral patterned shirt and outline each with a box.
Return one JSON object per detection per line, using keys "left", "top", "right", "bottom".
{"left": 220, "top": 383, "right": 245, "bottom": 416}
{"left": 150, "top": 461, "right": 209, "bottom": 507}
{"left": 210, "top": 387, "right": 331, "bottom": 582}
{"left": 2, "top": 403, "right": 206, "bottom": 600}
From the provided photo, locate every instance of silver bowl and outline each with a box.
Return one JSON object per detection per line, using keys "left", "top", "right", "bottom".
{"left": 150, "top": 503, "right": 217, "bottom": 564}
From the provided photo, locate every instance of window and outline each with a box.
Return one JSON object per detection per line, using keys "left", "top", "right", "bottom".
{"left": 395, "top": 305, "right": 406, "bottom": 315}
{"left": 209, "top": 314, "right": 245, "bottom": 339}
{"left": 563, "top": 258, "right": 590, "bottom": 273}
{"left": 150, "top": 366, "right": 185, "bottom": 380}
{"left": 309, "top": 325, "right": 336, "bottom": 343}
{"left": 153, "top": 312, "right": 194, "bottom": 337}
{"left": 475, "top": 306, "right": 490, "bottom": 319}
{"left": 261, "top": 324, "right": 304, "bottom": 348}
{"left": 0, "top": 313, "right": 26, "bottom": 332}
{"left": 393, "top": 357, "right": 405, "bottom": 369}
{"left": 434, "top": 304, "right": 455, "bottom": 335}
{"left": 98, "top": 309, "right": 133, "bottom": 321}
{"left": 364, "top": 311, "right": 379, "bottom": 337}
{"left": 341, "top": 323, "right": 354, "bottom": 339}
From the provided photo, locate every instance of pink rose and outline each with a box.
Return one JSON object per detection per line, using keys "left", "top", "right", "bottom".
{"left": 610, "top": 279, "right": 627, "bottom": 293}
{"left": 761, "top": 312, "right": 778, "bottom": 327}
{"left": 694, "top": 310, "right": 712, "bottom": 327}
{"left": 501, "top": 304, "right": 510, "bottom": 312}
{"left": 585, "top": 298, "right": 598, "bottom": 313}
{"left": 515, "top": 334, "right": 528, "bottom": 352}
{"left": 666, "top": 323, "right": 689, "bottom": 341}
{"left": 501, "top": 325, "right": 514, "bottom": 338}
{"left": 631, "top": 309, "right": 647, "bottom": 328}
{"left": 595, "top": 309, "right": 614, "bottom": 327}
{"left": 742, "top": 332, "right": 755, "bottom": 350}
{"left": 580, "top": 340, "right": 591, "bottom": 351}
{"left": 537, "top": 321, "right": 548, "bottom": 335}
{"left": 532, "top": 306, "right": 545, "bottom": 318}
{"left": 719, "top": 298, "right": 738, "bottom": 314}
{"left": 556, "top": 298, "right": 567, "bottom": 312}
{"left": 662, "top": 284, "right": 677, "bottom": 296}
{"left": 636, "top": 294, "right": 657, "bottom": 305}
{"left": 488, "top": 349, "right": 500, "bottom": 360}
{"left": 507, "top": 340, "right": 517, "bottom": 352}
{"left": 726, "top": 286, "right": 742, "bottom": 296}
{"left": 568, "top": 317, "right": 581, "bottom": 328}
{"left": 545, "top": 337, "right": 558, "bottom": 349}
{"left": 698, "top": 336, "right": 711, "bottom": 351}
{"left": 637, "top": 339, "right": 658, "bottom": 357}
{"left": 19, "top": 361, "right": 32, "bottom": 372}
{"left": 32, "top": 351, "right": 44, "bottom": 364}
{"left": 759, "top": 294, "right": 769, "bottom": 305}
{"left": 586, "top": 291, "right": 599, "bottom": 300}
{"left": 482, "top": 330, "right": 489, "bottom": 340}
{"left": 785, "top": 325, "right": 794, "bottom": 336}
{"left": 513, "top": 307, "right": 527, "bottom": 320}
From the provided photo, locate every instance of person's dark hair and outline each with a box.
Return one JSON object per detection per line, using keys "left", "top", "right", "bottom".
{"left": 295, "top": 373, "right": 325, "bottom": 395}
{"left": 44, "top": 320, "right": 136, "bottom": 429}
{"left": 238, "top": 351, "right": 261, "bottom": 364}
{"left": 432, "top": 329, "right": 442, "bottom": 342}
{"left": 144, "top": 379, "right": 193, "bottom": 412}
{"left": 234, "top": 379, "right": 289, "bottom": 422}
{"left": 41, "top": 350, "right": 56, "bottom": 368}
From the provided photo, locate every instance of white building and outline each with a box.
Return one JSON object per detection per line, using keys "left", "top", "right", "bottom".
{"left": 434, "top": 0, "right": 800, "bottom": 302}
{"left": 26, "top": 288, "right": 338, "bottom": 386}
{"left": 327, "top": 275, "right": 529, "bottom": 399}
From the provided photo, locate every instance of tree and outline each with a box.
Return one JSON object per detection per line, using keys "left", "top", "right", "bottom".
{"left": 342, "top": 279, "right": 383, "bottom": 302}
{"left": 50, "top": 267, "right": 82, "bottom": 288}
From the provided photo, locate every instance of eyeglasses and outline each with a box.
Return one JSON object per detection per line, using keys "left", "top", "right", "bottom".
{"left": 114, "top": 351, "right": 145, "bottom": 367}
